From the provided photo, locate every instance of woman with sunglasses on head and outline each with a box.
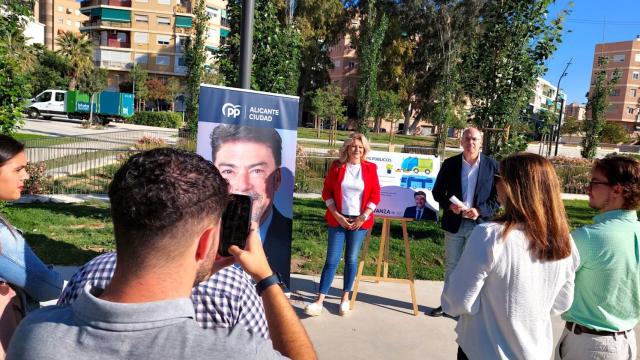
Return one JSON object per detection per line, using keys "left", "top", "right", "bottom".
{"left": 0, "top": 135, "right": 63, "bottom": 355}
{"left": 442, "top": 152, "right": 579, "bottom": 360}
{"left": 304, "top": 133, "right": 380, "bottom": 317}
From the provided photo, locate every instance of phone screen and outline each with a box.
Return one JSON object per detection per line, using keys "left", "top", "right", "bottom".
{"left": 219, "top": 193, "right": 253, "bottom": 257}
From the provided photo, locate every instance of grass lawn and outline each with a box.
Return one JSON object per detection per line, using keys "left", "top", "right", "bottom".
{"left": 297, "top": 127, "right": 461, "bottom": 148}
{"left": 1, "top": 198, "right": 601, "bottom": 280}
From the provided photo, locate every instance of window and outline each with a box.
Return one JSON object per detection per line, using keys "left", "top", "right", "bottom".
{"left": 117, "top": 32, "right": 127, "bottom": 43}
{"left": 66, "top": 19, "right": 72, "bottom": 25}
{"left": 55, "top": 92, "right": 64, "bottom": 101}
{"left": 636, "top": 54, "right": 640, "bottom": 62}
{"left": 75, "top": 21, "right": 80, "bottom": 27}
{"left": 632, "top": 89, "right": 637, "bottom": 97}
{"left": 206, "top": 6, "right": 219, "bottom": 17}
{"left": 628, "top": 107, "right": 635, "bottom": 115}
{"left": 156, "top": 35, "right": 170, "bottom": 45}
{"left": 633, "top": 72, "right": 640, "bottom": 80}
{"left": 36, "top": 92, "right": 51, "bottom": 102}
{"left": 611, "top": 89, "right": 620, "bottom": 96}
{"left": 334, "top": 60, "right": 341, "bottom": 68}
{"left": 135, "top": 14, "right": 148, "bottom": 22}
{"left": 134, "top": 32, "right": 148, "bottom": 44}
{"left": 157, "top": 0, "right": 170, "bottom": 4}
{"left": 348, "top": 61, "right": 356, "bottom": 69}
{"left": 135, "top": 53, "right": 148, "bottom": 64}
{"left": 156, "top": 55, "right": 170, "bottom": 65}
{"left": 57, "top": 6, "right": 63, "bottom": 11}
{"left": 177, "top": 56, "right": 186, "bottom": 66}
{"left": 613, "top": 54, "right": 625, "bottom": 62}
{"left": 157, "top": 16, "right": 170, "bottom": 25}
{"left": 607, "top": 105, "right": 617, "bottom": 114}
{"left": 57, "top": 18, "right": 63, "bottom": 24}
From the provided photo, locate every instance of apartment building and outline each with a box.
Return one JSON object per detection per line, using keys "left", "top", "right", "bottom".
{"left": 204, "top": 0, "right": 228, "bottom": 57}
{"left": 590, "top": 37, "right": 640, "bottom": 132}
{"left": 564, "top": 102, "right": 586, "bottom": 121}
{"left": 79, "top": 0, "right": 229, "bottom": 91}
{"left": 528, "top": 77, "right": 566, "bottom": 115}
{"left": 38, "top": 0, "right": 88, "bottom": 50}
{"left": 328, "top": 18, "right": 359, "bottom": 100}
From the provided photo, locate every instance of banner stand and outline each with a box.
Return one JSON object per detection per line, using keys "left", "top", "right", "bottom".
{"left": 349, "top": 216, "right": 419, "bottom": 316}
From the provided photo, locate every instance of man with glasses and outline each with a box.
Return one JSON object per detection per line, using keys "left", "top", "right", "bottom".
{"left": 428, "top": 127, "right": 500, "bottom": 317}
{"left": 556, "top": 155, "right": 640, "bottom": 360}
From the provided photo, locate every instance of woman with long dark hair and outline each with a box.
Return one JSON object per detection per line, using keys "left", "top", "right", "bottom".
{"left": 442, "top": 152, "right": 579, "bottom": 360}
{"left": 0, "top": 135, "right": 63, "bottom": 354}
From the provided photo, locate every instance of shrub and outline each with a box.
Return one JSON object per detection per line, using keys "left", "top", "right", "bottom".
{"left": 24, "top": 161, "right": 49, "bottom": 195}
{"left": 131, "top": 111, "right": 183, "bottom": 128}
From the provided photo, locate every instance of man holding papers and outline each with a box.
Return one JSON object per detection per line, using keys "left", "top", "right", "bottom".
{"left": 428, "top": 127, "right": 500, "bottom": 317}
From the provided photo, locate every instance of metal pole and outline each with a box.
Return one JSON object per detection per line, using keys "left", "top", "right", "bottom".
{"left": 554, "top": 97, "right": 565, "bottom": 156}
{"left": 549, "top": 58, "right": 572, "bottom": 157}
{"left": 239, "top": 0, "right": 255, "bottom": 89}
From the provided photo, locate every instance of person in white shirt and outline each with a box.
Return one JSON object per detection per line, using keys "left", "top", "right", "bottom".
{"left": 304, "top": 133, "right": 381, "bottom": 317}
{"left": 442, "top": 152, "right": 579, "bottom": 360}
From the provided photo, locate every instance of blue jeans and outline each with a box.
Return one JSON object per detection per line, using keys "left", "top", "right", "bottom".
{"left": 0, "top": 222, "right": 63, "bottom": 302}
{"left": 443, "top": 219, "right": 476, "bottom": 284}
{"left": 318, "top": 226, "right": 367, "bottom": 295}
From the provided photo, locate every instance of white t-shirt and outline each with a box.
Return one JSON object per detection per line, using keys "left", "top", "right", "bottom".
{"left": 340, "top": 163, "right": 364, "bottom": 216}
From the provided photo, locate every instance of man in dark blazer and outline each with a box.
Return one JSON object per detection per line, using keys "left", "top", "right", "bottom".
{"left": 210, "top": 125, "right": 293, "bottom": 288}
{"left": 428, "top": 127, "right": 500, "bottom": 317}
{"left": 403, "top": 191, "right": 438, "bottom": 221}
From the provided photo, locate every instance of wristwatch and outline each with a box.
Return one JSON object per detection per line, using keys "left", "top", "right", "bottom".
{"left": 255, "top": 272, "right": 285, "bottom": 296}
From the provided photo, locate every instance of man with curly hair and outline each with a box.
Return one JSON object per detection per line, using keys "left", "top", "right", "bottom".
{"left": 556, "top": 155, "right": 640, "bottom": 360}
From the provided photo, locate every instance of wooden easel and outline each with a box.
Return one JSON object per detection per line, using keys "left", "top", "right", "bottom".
{"left": 349, "top": 216, "right": 419, "bottom": 316}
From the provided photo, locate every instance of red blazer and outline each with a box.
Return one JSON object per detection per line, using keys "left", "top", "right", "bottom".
{"left": 321, "top": 159, "right": 381, "bottom": 230}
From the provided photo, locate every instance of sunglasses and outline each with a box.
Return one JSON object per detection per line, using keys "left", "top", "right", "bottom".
{"left": 585, "top": 180, "right": 610, "bottom": 189}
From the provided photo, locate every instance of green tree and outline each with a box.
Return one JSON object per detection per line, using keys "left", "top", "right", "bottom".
{"left": 146, "top": 79, "right": 169, "bottom": 111}
{"left": 0, "top": 0, "right": 34, "bottom": 134}
{"left": 560, "top": 116, "right": 581, "bottom": 136}
{"left": 184, "top": 0, "right": 209, "bottom": 133}
{"left": 29, "top": 48, "right": 70, "bottom": 97}
{"left": 311, "top": 85, "right": 346, "bottom": 147}
{"left": 78, "top": 67, "right": 107, "bottom": 125}
{"left": 600, "top": 122, "right": 629, "bottom": 144}
{"left": 371, "top": 90, "right": 401, "bottom": 132}
{"left": 218, "top": 0, "right": 303, "bottom": 95}
{"left": 130, "top": 64, "right": 149, "bottom": 111}
{"left": 462, "top": 0, "right": 571, "bottom": 155}
{"left": 355, "top": 0, "right": 388, "bottom": 134}
{"left": 295, "top": 0, "right": 348, "bottom": 124}
{"left": 166, "top": 78, "right": 184, "bottom": 112}
{"left": 56, "top": 31, "right": 94, "bottom": 90}
{"left": 581, "top": 56, "right": 620, "bottom": 159}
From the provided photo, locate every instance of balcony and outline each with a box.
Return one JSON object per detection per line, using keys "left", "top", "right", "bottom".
{"left": 94, "top": 60, "right": 133, "bottom": 70}
{"left": 221, "top": 18, "right": 229, "bottom": 27}
{"left": 81, "top": 0, "right": 131, "bottom": 8}
{"left": 82, "top": 19, "right": 131, "bottom": 28}
{"left": 174, "top": 4, "right": 192, "bottom": 14}
{"left": 175, "top": 27, "right": 193, "bottom": 35}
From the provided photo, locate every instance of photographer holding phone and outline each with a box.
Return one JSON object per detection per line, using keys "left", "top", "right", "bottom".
{"left": 8, "top": 148, "right": 316, "bottom": 360}
{"left": 304, "top": 133, "right": 380, "bottom": 317}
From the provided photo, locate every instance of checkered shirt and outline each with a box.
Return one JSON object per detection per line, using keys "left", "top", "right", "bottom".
{"left": 58, "top": 252, "right": 270, "bottom": 339}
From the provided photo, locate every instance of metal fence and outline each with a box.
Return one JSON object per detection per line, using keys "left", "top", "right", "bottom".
{"left": 22, "top": 131, "right": 590, "bottom": 196}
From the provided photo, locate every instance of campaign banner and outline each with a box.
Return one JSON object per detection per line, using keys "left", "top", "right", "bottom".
{"left": 196, "top": 85, "right": 298, "bottom": 287}
{"left": 365, "top": 151, "right": 441, "bottom": 220}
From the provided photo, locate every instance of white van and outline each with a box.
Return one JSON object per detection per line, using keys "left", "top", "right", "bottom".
{"left": 26, "top": 90, "right": 67, "bottom": 119}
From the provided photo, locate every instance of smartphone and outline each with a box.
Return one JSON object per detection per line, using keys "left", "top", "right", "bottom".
{"left": 218, "top": 193, "right": 253, "bottom": 257}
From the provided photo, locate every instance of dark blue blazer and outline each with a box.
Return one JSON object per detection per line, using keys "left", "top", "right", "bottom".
{"left": 403, "top": 206, "right": 438, "bottom": 221}
{"left": 432, "top": 153, "right": 500, "bottom": 233}
{"left": 263, "top": 206, "right": 292, "bottom": 288}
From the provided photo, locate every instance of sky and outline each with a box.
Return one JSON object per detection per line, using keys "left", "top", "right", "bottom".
{"left": 545, "top": 0, "right": 640, "bottom": 104}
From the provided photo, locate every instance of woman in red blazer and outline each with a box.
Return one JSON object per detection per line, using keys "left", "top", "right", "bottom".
{"left": 304, "top": 133, "right": 380, "bottom": 317}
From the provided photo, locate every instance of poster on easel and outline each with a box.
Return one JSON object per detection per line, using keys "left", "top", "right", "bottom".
{"left": 365, "top": 151, "right": 441, "bottom": 220}
{"left": 196, "top": 85, "right": 299, "bottom": 288}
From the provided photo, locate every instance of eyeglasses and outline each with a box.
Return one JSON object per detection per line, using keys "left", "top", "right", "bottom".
{"left": 585, "top": 180, "right": 610, "bottom": 189}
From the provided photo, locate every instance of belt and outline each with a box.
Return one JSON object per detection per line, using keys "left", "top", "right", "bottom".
{"left": 565, "top": 322, "right": 630, "bottom": 337}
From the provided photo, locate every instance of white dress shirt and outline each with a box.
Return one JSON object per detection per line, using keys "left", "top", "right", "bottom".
{"left": 441, "top": 222, "right": 579, "bottom": 360}
{"left": 461, "top": 156, "right": 480, "bottom": 209}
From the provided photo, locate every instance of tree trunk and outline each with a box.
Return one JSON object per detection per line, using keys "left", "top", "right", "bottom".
{"left": 402, "top": 103, "right": 413, "bottom": 135}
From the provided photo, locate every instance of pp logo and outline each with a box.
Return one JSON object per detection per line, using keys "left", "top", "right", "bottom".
{"left": 222, "top": 103, "right": 241, "bottom": 118}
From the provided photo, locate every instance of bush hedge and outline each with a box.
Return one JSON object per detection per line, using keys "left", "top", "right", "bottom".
{"left": 132, "top": 111, "right": 183, "bottom": 129}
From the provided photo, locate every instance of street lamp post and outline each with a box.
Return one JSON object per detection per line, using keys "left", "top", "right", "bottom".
{"left": 550, "top": 58, "right": 572, "bottom": 157}
{"left": 239, "top": 0, "right": 255, "bottom": 89}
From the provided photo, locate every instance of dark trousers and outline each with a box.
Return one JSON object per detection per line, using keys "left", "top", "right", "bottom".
{"left": 457, "top": 347, "right": 469, "bottom": 360}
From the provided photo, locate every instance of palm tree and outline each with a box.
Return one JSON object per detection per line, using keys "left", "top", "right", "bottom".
{"left": 56, "top": 31, "right": 94, "bottom": 90}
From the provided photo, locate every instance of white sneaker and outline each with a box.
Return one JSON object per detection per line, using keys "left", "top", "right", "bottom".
{"left": 304, "top": 302, "right": 323, "bottom": 316}
{"left": 339, "top": 301, "right": 351, "bottom": 316}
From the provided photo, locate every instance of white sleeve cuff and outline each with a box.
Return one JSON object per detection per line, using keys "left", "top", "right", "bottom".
{"left": 325, "top": 199, "right": 335, "bottom": 207}
{"left": 366, "top": 203, "right": 377, "bottom": 211}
